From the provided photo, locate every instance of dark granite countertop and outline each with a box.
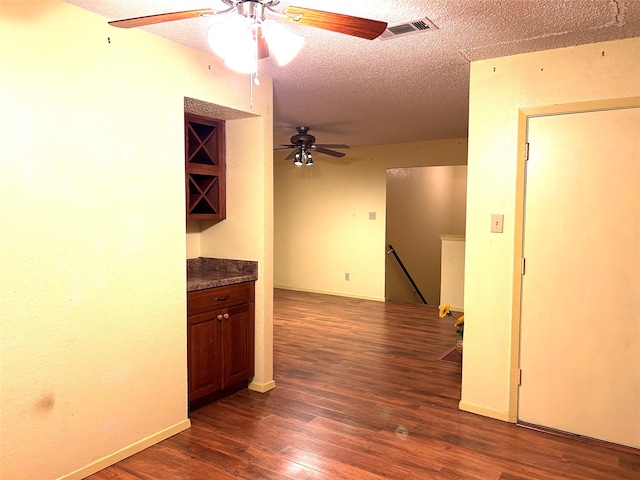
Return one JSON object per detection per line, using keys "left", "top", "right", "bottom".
{"left": 187, "top": 257, "right": 258, "bottom": 292}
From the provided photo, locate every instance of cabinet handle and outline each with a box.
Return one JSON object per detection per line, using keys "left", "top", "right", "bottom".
{"left": 223, "top": 313, "right": 230, "bottom": 320}
{"left": 214, "top": 295, "right": 231, "bottom": 301}
{"left": 216, "top": 314, "right": 223, "bottom": 321}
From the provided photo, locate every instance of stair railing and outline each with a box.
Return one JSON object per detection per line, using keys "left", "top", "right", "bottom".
{"left": 386, "top": 244, "right": 427, "bottom": 304}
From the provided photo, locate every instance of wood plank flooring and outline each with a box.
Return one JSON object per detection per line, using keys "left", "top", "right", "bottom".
{"left": 88, "top": 289, "right": 639, "bottom": 479}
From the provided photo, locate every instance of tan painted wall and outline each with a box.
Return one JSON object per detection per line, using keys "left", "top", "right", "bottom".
{"left": 439, "top": 236, "right": 466, "bottom": 311}
{"left": 0, "top": 2, "right": 272, "bottom": 478}
{"left": 200, "top": 116, "right": 275, "bottom": 391}
{"left": 385, "top": 166, "right": 467, "bottom": 305}
{"left": 274, "top": 139, "right": 467, "bottom": 301}
{"left": 461, "top": 37, "right": 640, "bottom": 421}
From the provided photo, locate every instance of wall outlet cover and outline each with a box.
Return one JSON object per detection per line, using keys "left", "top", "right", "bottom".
{"left": 491, "top": 214, "right": 504, "bottom": 233}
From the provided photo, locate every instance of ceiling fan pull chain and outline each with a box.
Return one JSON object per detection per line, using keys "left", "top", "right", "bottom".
{"left": 250, "top": 21, "right": 261, "bottom": 109}
{"left": 249, "top": 75, "right": 253, "bottom": 109}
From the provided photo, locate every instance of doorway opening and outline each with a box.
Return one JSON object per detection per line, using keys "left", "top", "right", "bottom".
{"left": 385, "top": 165, "right": 467, "bottom": 306}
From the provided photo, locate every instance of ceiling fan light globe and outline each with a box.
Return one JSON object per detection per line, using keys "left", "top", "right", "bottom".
{"left": 226, "top": 25, "right": 259, "bottom": 73}
{"left": 224, "top": 47, "right": 257, "bottom": 73}
{"left": 207, "top": 14, "right": 245, "bottom": 59}
{"left": 262, "top": 21, "right": 304, "bottom": 66}
{"left": 208, "top": 14, "right": 258, "bottom": 73}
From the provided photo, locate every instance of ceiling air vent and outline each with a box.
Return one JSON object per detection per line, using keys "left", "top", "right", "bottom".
{"left": 379, "top": 17, "right": 438, "bottom": 40}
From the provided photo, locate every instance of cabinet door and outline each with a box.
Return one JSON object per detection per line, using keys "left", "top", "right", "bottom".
{"left": 222, "top": 302, "right": 255, "bottom": 388}
{"left": 187, "top": 311, "right": 222, "bottom": 402}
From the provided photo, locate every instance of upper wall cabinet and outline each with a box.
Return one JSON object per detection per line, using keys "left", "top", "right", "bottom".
{"left": 185, "top": 113, "right": 226, "bottom": 221}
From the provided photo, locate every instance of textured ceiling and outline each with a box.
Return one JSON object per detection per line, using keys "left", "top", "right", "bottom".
{"left": 66, "top": 0, "right": 640, "bottom": 148}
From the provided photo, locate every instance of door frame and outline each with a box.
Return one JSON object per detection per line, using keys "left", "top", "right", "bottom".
{"left": 506, "top": 96, "right": 640, "bottom": 421}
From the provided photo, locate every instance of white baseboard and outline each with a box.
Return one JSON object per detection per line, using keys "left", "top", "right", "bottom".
{"left": 248, "top": 379, "right": 276, "bottom": 393}
{"left": 458, "top": 401, "right": 512, "bottom": 422}
{"left": 274, "top": 285, "right": 384, "bottom": 302}
{"left": 59, "top": 419, "right": 191, "bottom": 480}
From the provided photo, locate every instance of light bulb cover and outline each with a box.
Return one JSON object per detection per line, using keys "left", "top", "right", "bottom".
{"left": 224, "top": 40, "right": 257, "bottom": 74}
{"left": 262, "top": 20, "right": 305, "bottom": 66}
{"left": 207, "top": 15, "right": 245, "bottom": 59}
{"left": 208, "top": 15, "right": 258, "bottom": 74}
{"left": 293, "top": 151, "right": 303, "bottom": 166}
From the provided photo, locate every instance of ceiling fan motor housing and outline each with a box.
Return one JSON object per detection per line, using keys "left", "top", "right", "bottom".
{"left": 222, "top": 0, "right": 280, "bottom": 16}
{"left": 290, "top": 126, "right": 315, "bottom": 148}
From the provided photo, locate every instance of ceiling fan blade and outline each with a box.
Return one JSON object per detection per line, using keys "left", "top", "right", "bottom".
{"left": 311, "top": 146, "right": 346, "bottom": 158}
{"left": 284, "top": 149, "right": 299, "bottom": 160}
{"left": 108, "top": 8, "right": 216, "bottom": 28}
{"left": 284, "top": 6, "right": 387, "bottom": 40}
{"left": 314, "top": 144, "right": 350, "bottom": 149}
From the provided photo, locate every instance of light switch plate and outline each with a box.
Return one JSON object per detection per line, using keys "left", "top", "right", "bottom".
{"left": 491, "top": 214, "right": 504, "bottom": 233}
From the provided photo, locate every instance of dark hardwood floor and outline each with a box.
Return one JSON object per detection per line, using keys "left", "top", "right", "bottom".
{"left": 88, "top": 289, "right": 639, "bottom": 479}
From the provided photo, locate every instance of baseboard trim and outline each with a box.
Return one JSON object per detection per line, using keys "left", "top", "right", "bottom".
{"left": 59, "top": 419, "right": 191, "bottom": 480}
{"left": 248, "top": 379, "right": 276, "bottom": 393}
{"left": 274, "top": 285, "right": 384, "bottom": 302}
{"left": 458, "top": 401, "right": 512, "bottom": 422}
{"left": 518, "top": 421, "right": 640, "bottom": 454}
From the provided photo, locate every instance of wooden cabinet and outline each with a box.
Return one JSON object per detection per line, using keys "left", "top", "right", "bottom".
{"left": 185, "top": 113, "right": 226, "bottom": 221}
{"left": 187, "top": 282, "right": 255, "bottom": 410}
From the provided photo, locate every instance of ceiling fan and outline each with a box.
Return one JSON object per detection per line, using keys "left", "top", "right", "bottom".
{"left": 275, "top": 126, "right": 350, "bottom": 166}
{"left": 108, "top": 1, "right": 387, "bottom": 73}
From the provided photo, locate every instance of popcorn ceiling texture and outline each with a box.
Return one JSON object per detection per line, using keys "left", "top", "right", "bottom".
{"left": 68, "top": 0, "right": 640, "bottom": 147}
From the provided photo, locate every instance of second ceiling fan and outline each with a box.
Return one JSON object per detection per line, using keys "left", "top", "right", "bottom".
{"left": 276, "top": 126, "right": 350, "bottom": 166}
{"left": 109, "top": 1, "right": 388, "bottom": 73}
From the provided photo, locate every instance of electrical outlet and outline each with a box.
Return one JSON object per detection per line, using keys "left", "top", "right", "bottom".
{"left": 369, "top": 212, "right": 376, "bottom": 220}
{"left": 345, "top": 272, "right": 350, "bottom": 281}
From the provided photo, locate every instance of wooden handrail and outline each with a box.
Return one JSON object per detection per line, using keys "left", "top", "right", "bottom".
{"left": 386, "top": 244, "right": 427, "bottom": 304}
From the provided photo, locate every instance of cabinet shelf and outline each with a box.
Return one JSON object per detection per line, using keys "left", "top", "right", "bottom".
{"left": 188, "top": 174, "right": 220, "bottom": 215}
{"left": 185, "top": 113, "right": 225, "bottom": 221}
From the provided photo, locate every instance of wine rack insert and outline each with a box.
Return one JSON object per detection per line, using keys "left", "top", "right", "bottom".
{"left": 185, "top": 113, "right": 226, "bottom": 221}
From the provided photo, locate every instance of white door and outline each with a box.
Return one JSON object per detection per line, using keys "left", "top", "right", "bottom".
{"left": 518, "top": 107, "right": 640, "bottom": 448}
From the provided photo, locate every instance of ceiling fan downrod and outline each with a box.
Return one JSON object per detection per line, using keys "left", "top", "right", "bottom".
{"left": 231, "top": 1, "right": 265, "bottom": 21}
{"left": 220, "top": 0, "right": 288, "bottom": 20}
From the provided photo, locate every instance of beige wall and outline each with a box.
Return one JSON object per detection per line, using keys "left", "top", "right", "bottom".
{"left": 462, "top": 37, "right": 640, "bottom": 421}
{"left": 385, "top": 166, "right": 467, "bottom": 305}
{"left": 0, "top": 2, "right": 272, "bottom": 479}
{"left": 439, "top": 235, "right": 466, "bottom": 311}
{"left": 274, "top": 139, "right": 467, "bottom": 301}
{"left": 199, "top": 115, "right": 275, "bottom": 392}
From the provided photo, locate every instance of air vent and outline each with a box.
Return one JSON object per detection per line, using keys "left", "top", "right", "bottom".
{"left": 379, "top": 17, "right": 438, "bottom": 40}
